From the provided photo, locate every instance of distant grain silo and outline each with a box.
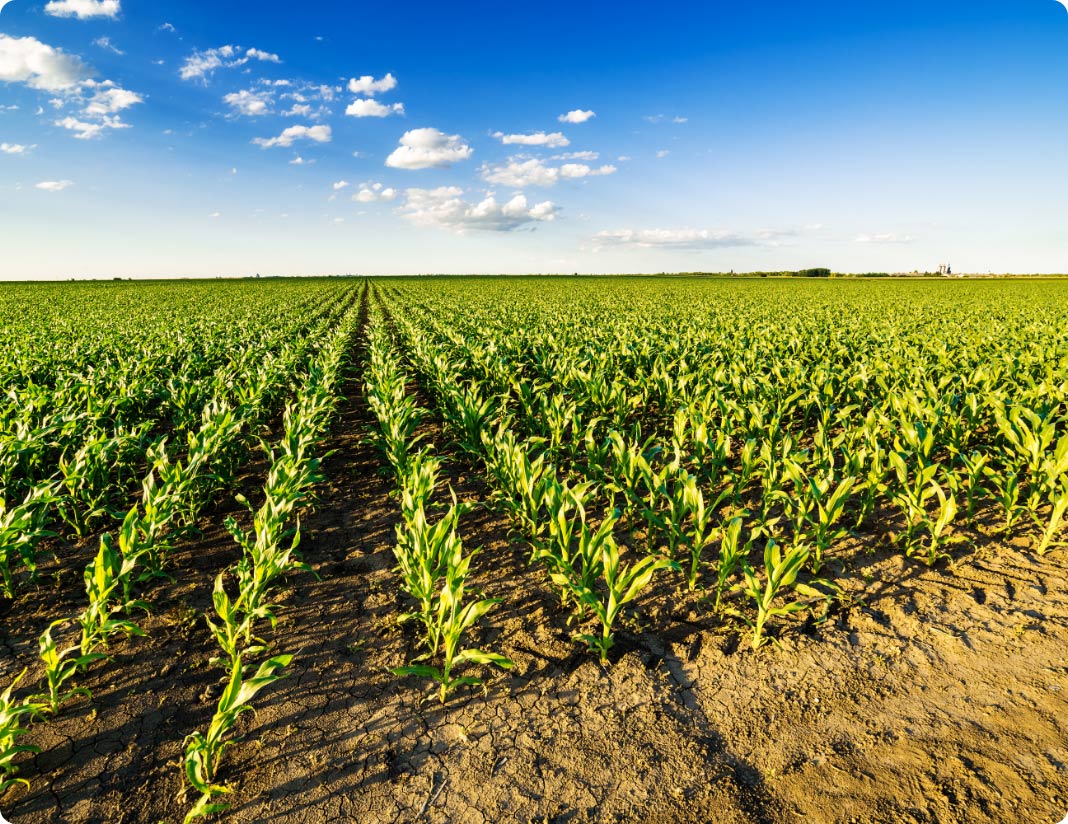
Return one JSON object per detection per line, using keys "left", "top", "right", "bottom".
{"left": 938, "top": 263, "right": 952, "bottom": 276}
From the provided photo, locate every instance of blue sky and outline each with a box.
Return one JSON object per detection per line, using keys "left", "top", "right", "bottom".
{"left": 0, "top": 0, "right": 1066, "bottom": 277}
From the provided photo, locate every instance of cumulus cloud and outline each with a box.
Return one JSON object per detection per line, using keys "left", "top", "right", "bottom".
{"left": 399, "top": 186, "right": 558, "bottom": 232}
{"left": 558, "top": 109, "right": 595, "bottom": 124}
{"left": 855, "top": 232, "right": 915, "bottom": 244}
{"left": 644, "top": 114, "right": 688, "bottom": 124}
{"left": 481, "top": 156, "right": 616, "bottom": 188}
{"left": 0, "top": 34, "right": 91, "bottom": 91}
{"left": 332, "top": 180, "right": 350, "bottom": 190}
{"left": 252, "top": 124, "right": 331, "bottom": 148}
{"left": 44, "top": 0, "right": 120, "bottom": 19}
{"left": 35, "top": 179, "right": 74, "bottom": 191}
{"left": 353, "top": 181, "right": 398, "bottom": 203}
{"left": 592, "top": 228, "right": 758, "bottom": 251}
{"left": 224, "top": 88, "right": 273, "bottom": 116}
{"left": 492, "top": 130, "right": 569, "bottom": 148}
{"left": 346, "top": 98, "right": 404, "bottom": 117}
{"left": 656, "top": 149, "right": 670, "bottom": 158}
{"left": 289, "top": 155, "right": 313, "bottom": 165}
{"left": 55, "top": 114, "right": 127, "bottom": 139}
{"left": 180, "top": 45, "right": 281, "bottom": 82}
{"left": 158, "top": 23, "right": 176, "bottom": 33}
{"left": 0, "top": 142, "right": 35, "bottom": 154}
{"left": 385, "top": 127, "right": 473, "bottom": 170}
{"left": 83, "top": 84, "right": 142, "bottom": 115}
{"left": 347, "top": 72, "right": 396, "bottom": 95}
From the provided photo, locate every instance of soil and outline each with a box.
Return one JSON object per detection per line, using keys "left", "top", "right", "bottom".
{"left": 2, "top": 355, "right": 1067, "bottom": 824}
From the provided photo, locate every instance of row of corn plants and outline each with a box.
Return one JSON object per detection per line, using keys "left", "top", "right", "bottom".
{"left": 181, "top": 297, "right": 362, "bottom": 822}
{"left": 363, "top": 305, "right": 512, "bottom": 701}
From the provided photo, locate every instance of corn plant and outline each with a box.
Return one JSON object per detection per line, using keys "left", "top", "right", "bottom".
{"left": 887, "top": 452, "right": 940, "bottom": 551}
{"left": 78, "top": 535, "right": 147, "bottom": 657}
{"left": 536, "top": 507, "right": 618, "bottom": 619}
{"left": 1036, "top": 476, "right": 1068, "bottom": 556}
{"left": 570, "top": 541, "right": 678, "bottom": 662}
{"left": 730, "top": 539, "right": 819, "bottom": 649}
{"left": 0, "top": 484, "right": 56, "bottom": 599}
{"left": 183, "top": 654, "right": 292, "bottom": 822}
{"left": 33, "top": 620, "right": 104, "bottom": 715}
{"left": 910, "top": 480, "right": 958, "bottom": 566}
{"left": 1, "top": 669, "right": 45, "bottom": 795}
{"left": 393, "top": 544, "right": 512, "bottom": 702}
{"left": 712, "top": 516, "right": 752, "bottom": 613}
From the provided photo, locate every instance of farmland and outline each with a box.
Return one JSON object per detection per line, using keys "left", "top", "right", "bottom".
{"left": 1, "top": 276, "right": 1067, "bottom": 824}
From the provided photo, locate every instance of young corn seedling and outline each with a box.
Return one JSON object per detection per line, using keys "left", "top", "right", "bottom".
{"left": 1, "top": 669, "right": 46, "bottom": 795}
{"left": 0, "top": 485, "right": 56, "bottom": 599}
{"left": 645, "top": 473, "right": 720, "bottom": 590}
{"left": 393, "top": 544, "right": 513, "bottom": 702}
{"left": 887, "top": 452, "right": 939, "bottom": 552}
{"left": 985, "top": 466, "right": 1023, "bottom": 533}
{"left": 79, "top": 535, "right": 148, "bottom": 658}
{"left": 571, "top": 541, "right": 678, "bottom": 662}
{"left": 1036, "top": 477, "right": 1068, "bottom": 556}
{"left": 392, "top": 501, "right": 463, "bottom": 637}
{"left": 712, "top": 517, "right": 753, "bottom": 614}
{"left": 957, "top": 450, "right": 990, "bottom": 524}
{"left": 536, "top": 507, "right": 618, "bottom": 621}
{"left": 33, "top": 620, "right": 104, "bottom": 715}
{"left": 183, "top": 654, "right": 292, "bottom": 822}
{"left": 730, "top": 539, "right": 818, "bottom": 650}
{"left": 911, "top": 480, "right": 958, "bottom": 566}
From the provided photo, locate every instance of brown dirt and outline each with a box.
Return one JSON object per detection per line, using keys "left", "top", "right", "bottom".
{"left": 3, "top": 375, "right": 1068, "bottom": 823}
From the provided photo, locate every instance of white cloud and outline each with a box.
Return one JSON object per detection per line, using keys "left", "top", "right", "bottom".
{"left": 353, "top": 181, "right": 397, "bottom": 203}
{"left": 345, "top": 98, "right": 404, "bottom": 118}
{"left": 855, "top": 233, "right": 915, "bottom": 244}
{"left": 93, "top": 37, "right": 124, "bottom": 56}
{"left": 560, "top": 162, "right": 617, "bottom": 179}
{"left": 385, "top": 127, "right": 473, "bottom": 170}
{"left": 553, "top": 150, "right": 598, "bottom": 161}
{"left": 83, "top": 85, "right": 142, "bottom": 115}
{"left": 347, "top": 72, "right": 396, "bottom": 95}
{"left": 0, "top": 34, "right": 91, "bottom": 91}
{"left": 400, "top": 186, "right": 558, "bottom": 232}
{"left": 492, "top": 131, "right": 569, "bottom": 148}
{"left": 592, "top": 228, "right": 758, "bottom": 250}
{"left": 0, "top": 142, "right": 34, "bottom": 154}
{"left": 35, "top": 179, "right": 74, "bottom": 191}
{"left": 245, "top": 48, "right": 279, "bottom": 63}
{"left": 55, "top": 114, "right": 129, "bottom": 138}
{"left": 332, "top": 180, "right": 350, "bottom": 190}
{"left": 158, "top": 23, "right": 176, "bottom": 33}
{"left": 180, "top": 45, "right": 281, "bottom": 82}
{"left": 224, "top": 88, "right": 273, "bottom": 116}
{"left": 289, "top": 155, "right": 313, "bottom": 165}
{"left": 656, "top": 149, "right": 670, "bottom": 158}
{"left": 558, "top": 109, "right": 595, "bottom": 124}
{"left": 282, "top": 103, "right": 311, "bottom": 117}
{"left": 252, "top": 124, "right": 331, "bottom": 148}
{"left": 44, "top": 0, "right": 119, "bottom": 19}
{"left": 481, "top": 157, "right": 616, "bottom": 188}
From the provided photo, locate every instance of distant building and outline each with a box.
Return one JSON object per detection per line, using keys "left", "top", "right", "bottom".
{"left": 938, "top": 263, "right": 952, "bottom": 276}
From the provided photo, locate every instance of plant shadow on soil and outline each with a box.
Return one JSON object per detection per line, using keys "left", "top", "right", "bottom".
{"left": 3, "top": 364, "right": 1068, "bottom": 823}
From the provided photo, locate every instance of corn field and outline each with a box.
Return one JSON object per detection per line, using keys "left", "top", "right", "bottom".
{"left": 2, "top": 276, "right": 1067, "bottom": 824}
